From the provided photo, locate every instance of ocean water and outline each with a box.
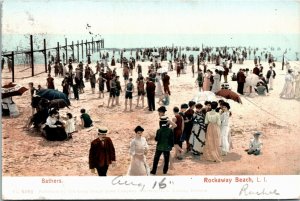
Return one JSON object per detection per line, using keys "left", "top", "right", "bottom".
{"left": 2, "top": 33, "right": 300, "bottom": 65}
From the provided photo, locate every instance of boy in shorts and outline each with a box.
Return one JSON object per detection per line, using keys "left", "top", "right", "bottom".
{"left": 125, "top": 78, "right": 134, "bottom": 111}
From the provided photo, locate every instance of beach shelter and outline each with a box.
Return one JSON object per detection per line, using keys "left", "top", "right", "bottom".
{"left": 1, "top": 82, "right": 28, "bottom": 99}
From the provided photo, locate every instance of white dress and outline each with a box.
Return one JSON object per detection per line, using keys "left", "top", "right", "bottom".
{"left": 155, "top": 76, "right": 163, "bottom": 97}
{"left": 280, "top": 73, "right": 295, "bottom": 99}
{"left": 220, "top": 111, "right": 231, "bottom": 154}
{"left": 295, "top": 74, "right": 300, "bottom": 99}
{"left": 211, "top": 74, "right": 221, "bottom": 93}
{"left": 65, "top": 118, "right": 76, "bottom": 134}
{"left": 127, "top": 137, "right": 149, "bottom": 176}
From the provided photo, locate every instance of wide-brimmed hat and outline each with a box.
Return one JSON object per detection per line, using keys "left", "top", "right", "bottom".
{"left": 98, "top": 127, "right": 109, "bottom": 135}
{"left": 253, "top": 131, "right": 262, "bottom": 136}
{"left": 134, "top": 125, "right": 144, "bottom": 133}
{"left": 157, "top": 106, "right": 167, "bottom": 113}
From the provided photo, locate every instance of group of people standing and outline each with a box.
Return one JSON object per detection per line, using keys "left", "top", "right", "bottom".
{"left": 88, "top": 100, "right": 233, "bottom": 176}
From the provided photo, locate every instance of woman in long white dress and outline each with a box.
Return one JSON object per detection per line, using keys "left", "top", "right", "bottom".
{"left": 220, "top": 102, "right": 231, "bottom": 156}
{"left": 127, "top": 126, "right": 149, "bottom": 176}
{"left": 155, "top": 73, "right": 164, "bottom": 103}
{"left": 294, "top": 71, "right": 300, "bottom": 99}
{"left": 211, "top": 69, "right": 221, "bottom": 93}
{"left": 280, "top": 69, "right": 295, "bottom": 99}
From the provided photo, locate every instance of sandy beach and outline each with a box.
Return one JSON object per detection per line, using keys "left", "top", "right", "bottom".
{"left": 2, "top": 58, "right": 300, "bottom": 176}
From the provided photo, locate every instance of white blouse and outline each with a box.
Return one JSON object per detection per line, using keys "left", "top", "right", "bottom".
{"left": 46, "top": 116, "right": 58, "bottom": 128}
{"left": 129, "top": 137, "right": 148, "bottom": 156}
{"left": 65, "top": 118, "right": 76, "bottom": 133}
{"left": 249, "top": 138, "right": 263, "bottom": 150}
{"left": 220, "top": 111, "right": 230, "bottom": 127}
{"left": 205, "top": 110, "right": 221, "bottom": 126}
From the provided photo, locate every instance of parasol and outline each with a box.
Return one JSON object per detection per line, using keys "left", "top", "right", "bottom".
{"left": 192, "top": 91, "right": 216, "bottom": 103}
{"left": 1, "top": 82, "right": 28, "bottom": 99}
{"left": 215, "top": 89, "right": 242, "bottom": 104}
{"left": 49, "top": 99, "right": 70, "bottom": 109}
{"left": 36, "top": 89, "right": 70, "bottom": 106}
{"left": 157, "top": 67, "right": 168, "bottom": 74}
{"left": 246, "top": 73, "right": 260, "bottom": 87}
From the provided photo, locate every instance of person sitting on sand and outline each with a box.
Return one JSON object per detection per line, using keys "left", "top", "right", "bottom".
{"left": 43, "top": 109, "right": 68, "bottom": 141}
{"left": 80, "top": 108, "right": 93, "bottom": 128}
{"left": 65, "top": 113, "right": 76, "bottom": 139}
{"left": 247, "top": 131, "right": 263, "bottom": 155}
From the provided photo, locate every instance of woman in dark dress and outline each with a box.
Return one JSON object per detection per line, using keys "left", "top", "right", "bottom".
{"left": 43, "top": 109, "right": 67, "bottom": 141}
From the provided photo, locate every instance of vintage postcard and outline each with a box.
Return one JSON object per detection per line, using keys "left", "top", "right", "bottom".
{"left": 1, "top": 0, "right": 300, "bottom": 200}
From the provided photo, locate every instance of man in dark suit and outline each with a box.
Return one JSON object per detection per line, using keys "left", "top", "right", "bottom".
{"left": 150, "top": 116, "right": 174, "bottom": 175}
{"left": 89, "top": 127, "right": 116, "bottom": 176}
{"left": 253, "top": 64, "right": 260, "bottom": 76}
{"left": 266, "top": 66, "right": 276, "bottom": 90}
{"left": 237, "top": 69, "right": 246, "bottom": 95}
{"left": 146, "top": 77, "right": 156, "bottom": 111}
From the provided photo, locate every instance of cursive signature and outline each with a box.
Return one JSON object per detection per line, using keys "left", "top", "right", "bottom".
{"left": 239, "top": 183, "right": 280, "bottom": 196}
{"left": 111, "top": 176, "right": 146, "bottom": 191}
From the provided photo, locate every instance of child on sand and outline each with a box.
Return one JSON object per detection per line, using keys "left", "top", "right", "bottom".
{"left": 247, "top": 131, "right": 263, "bottom": 155}
{"left": 65, "top": 113, "right": 76, "bottom": 139}
{"left": 80, "top": 109, "right": 93, "bottom": 128}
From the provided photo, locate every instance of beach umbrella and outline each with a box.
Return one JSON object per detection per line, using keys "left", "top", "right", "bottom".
{"left": 1, "top": 82, "right": 28, "bottom": 99}
{"left": 246, "top": 73, "right": 260, "bottom": 87}
{"left": 216, "top": 66, "right": 225, "bottom": 71}
{"left": 49, "top": 99, "right": 70, "bottom": 109}
{"left": 192, "top": 91, "right": 216, "bottom": 103}
{"left": 157, "top": 67, "right": 168, "bottom": 74}
{"left": 215, "top": 89, "right": 242, "bottom": 104}
{"left": 36, "top": 89, "right": 70, "bottom": 106}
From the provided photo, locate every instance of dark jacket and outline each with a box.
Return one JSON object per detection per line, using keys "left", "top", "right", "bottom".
{"left": 253, "top": 67, "right": 260, "bottom": 76}
{"left": 237, "top": 71, "right": 246, "bottom": 83}
{"left": 89, "top": 137, "right": 116, "bottom": 169}
{"left": 146, "top": 81, "right": 156, "bottom": 96}
{"left": 266, "top": 69, "right": 276, "bottom": 79}
{"left": 155, "top": 126, "right": 174, "bottom": 151}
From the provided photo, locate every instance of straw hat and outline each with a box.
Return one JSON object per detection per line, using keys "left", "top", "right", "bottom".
{"left": 253, "top": 131, "right": 262, "bottom": 136}
{"left": 98, "top": 127, "right": 109, "bottom": 135}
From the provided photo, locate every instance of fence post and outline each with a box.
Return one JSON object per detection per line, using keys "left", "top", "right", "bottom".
{"left": 81, "top": 40, "right": 84, "bottom": 60}
{"left": 57, "top": 42, "right": 60, "bottom": 62}
{"left": 30, "top": 35, "right": 34, "bottom": 76}
{"left": 92, "top": 37, "right": 94, "bottom": 53}
{"left": 12, "top": 52, "right": 15, "bottom": 82}
{"left": 85, "top": 40, "right": 88, "bottom": 57}
{"left": 65, "top": 38, "right": 68, "bottom": 64}
{"left": 72, "top": 41, "right": 75, "bottom": 62}
{"left": 77, "top": 40, "right": 79, "bottom": 62}
{"left": 44, "top": 39, "right": 47, "bottom": 73}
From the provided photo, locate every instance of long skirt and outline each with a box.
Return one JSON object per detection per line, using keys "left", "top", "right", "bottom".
{"left": 189, "top": 125, "right": 206, "bottom": 154}
{"left": 127, "top": 155, "right": 149, "bottom": 176}
{"left": 203, "top": 123, "right": 222, "bottom": 162}
{"left": 43, "top": 124, "right": 68, "bottom": 141}
{"left": 220, "top": 125, "right": 231, "bottom": 154}
{"left": 280, "top": 81, "right": 295, "bottom": 99}
{"left": 203, "top": 78, "right": 210, "bottom": 91}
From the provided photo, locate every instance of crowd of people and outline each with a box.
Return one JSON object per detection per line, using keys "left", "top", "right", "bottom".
{"left": 19, "top": 45, "right": 300, "bottom": 177}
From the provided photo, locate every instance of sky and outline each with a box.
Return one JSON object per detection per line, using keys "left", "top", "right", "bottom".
{"left": 1, "top": 0, "right": 300, "bottom": 35}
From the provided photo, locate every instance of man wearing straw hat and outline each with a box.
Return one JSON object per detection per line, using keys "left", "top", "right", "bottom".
{"left": 150, "top": 116, "right": 174, "bottom": 175}
{"left": 89, "top": 127, "right": 116, "bottom": 176}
